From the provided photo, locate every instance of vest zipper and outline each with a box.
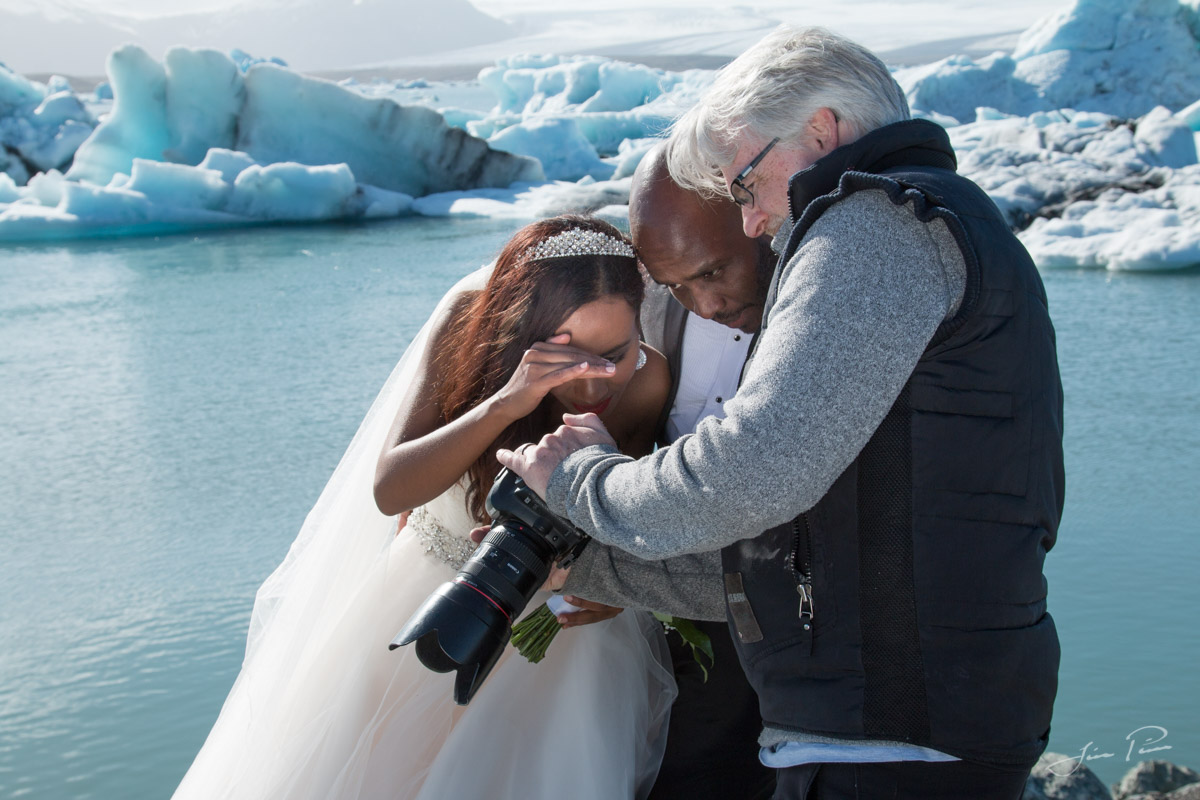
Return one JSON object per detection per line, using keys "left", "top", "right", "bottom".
{"left": 791, "top": 515, "right": 814, "bottom": 631}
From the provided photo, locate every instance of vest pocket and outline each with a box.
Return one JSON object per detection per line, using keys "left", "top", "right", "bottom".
{"left": 909, "top": 383, "right": 1030, "bottom": 497}
{"left": 722, "top": 520, "right": 840, "bottom": 670}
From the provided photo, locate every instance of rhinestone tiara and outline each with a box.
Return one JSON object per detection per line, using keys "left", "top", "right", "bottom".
{"left": 526, "top": 227, "right": 635, "bottom": 262}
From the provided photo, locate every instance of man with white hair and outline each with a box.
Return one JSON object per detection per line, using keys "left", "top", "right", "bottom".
{"left": 502, "top": 27, "right": 1064, "bottom": 799}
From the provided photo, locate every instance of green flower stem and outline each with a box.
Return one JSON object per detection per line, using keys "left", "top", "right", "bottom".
{"left": 511, "top": 604, "right": 562, "bottom": 664}
{"left": 652, "top": 613, "right": 715, "bottom": 681}
{"left": 512, "top": 607, "right": 716, "bottom": 678}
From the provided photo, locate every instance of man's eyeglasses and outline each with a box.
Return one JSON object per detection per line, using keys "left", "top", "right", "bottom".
{"left": 730, "top": 137, "right": 780, "bottom": 208}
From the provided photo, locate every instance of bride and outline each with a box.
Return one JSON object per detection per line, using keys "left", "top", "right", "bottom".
{"left": 172, "top": 216, "right": 677, "bottom": 800}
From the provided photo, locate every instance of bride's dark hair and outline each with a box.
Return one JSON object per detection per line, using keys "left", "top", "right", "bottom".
{"left": 435, "top": 215, "right": 644, "bottom": 522}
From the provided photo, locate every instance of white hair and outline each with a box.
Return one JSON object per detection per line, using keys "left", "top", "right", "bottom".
{"left": 667, "top": 26, "right": 910, "bottom": 197}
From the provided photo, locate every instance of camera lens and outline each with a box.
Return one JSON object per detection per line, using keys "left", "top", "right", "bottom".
{"left": 390, "top": 469, "right": 589, "bottom": 704}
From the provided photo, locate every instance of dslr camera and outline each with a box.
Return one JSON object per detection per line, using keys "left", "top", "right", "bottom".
{"left": 389, "top": 468, "right": 590, "bottom": 704}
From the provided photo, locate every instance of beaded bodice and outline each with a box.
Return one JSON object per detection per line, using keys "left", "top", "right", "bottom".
{"left": 406, "top": 481, "right": 482, "bottom": 570}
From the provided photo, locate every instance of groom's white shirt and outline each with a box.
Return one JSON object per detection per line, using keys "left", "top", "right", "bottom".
{"left": 665, "top": 314, "right": 752, "bottom": 443}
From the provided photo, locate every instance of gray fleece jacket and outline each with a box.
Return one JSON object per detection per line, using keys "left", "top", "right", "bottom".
{"left": 556, "top": 188, "right": 966, "bottom": 620}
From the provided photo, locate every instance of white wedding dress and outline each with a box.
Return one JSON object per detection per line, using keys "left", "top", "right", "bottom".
{"left": 173, "top": 271, "right": 676, "bottom": 800}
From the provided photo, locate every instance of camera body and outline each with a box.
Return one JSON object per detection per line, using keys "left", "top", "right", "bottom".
{"left": 389, "top": 468, "right": 590, "bottom": 704}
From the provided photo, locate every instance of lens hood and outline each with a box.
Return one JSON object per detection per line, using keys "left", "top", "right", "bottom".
{"left": 389, "top": 579, "right": 510, "bottom": 705}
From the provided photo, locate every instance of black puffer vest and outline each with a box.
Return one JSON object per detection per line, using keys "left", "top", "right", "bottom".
{"left": 720, "top": 120, "right": 1065, "bottom": 768}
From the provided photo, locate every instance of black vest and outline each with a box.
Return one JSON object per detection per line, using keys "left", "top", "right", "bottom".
{"left": 720, "top": 120, "right": 1065, "bottom": 768}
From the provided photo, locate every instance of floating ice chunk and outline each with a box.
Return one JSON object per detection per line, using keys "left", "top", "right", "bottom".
{"left": 0, "top": 153, "right": 418, "bottom": 241}
{"left": 0, "top": 150, "right": 30, "bottom": 186}
{"left": 1020, "top": 165, "right": 1200, "bottom": 270}
{"left": 975, "top": 107, "right": 1019, "bottom": 123}
{"left": 488, "top": 117, "right": 613, "bottom": 181}
{"left": 126, "top": 159, "right": 231, "bottom": 210}
{"left": 1134, "top": 106, "right": 1199, "bottom": 168}
{"left": 466, "top": 113, "right": 519, "bottom": 140}
{"left": 59, "top": 180, "right": 153, "bottom": 224}
{"left": 46, "top": 76, "right": 73, "bottom": 95}
{"left": 479, "top": 56, "right": 584, "bottom": 115}
{"left": 952, "top": 107, "right": 1182, "bottom": 229}
{"left": 229, "top": 48, "right": 287, "bottom": 73}
{"left": 32, "top": 91, "right": 91, "bottom": 128}
{"left": 413, "top": 177, "right": 631, "bottom": 220}
{"left": 236, "top": 63, "right": 542, "bottom": 197}
{"left": 573, "top": 111, "right": 673, "bottom": 156}
{"left": 25, "top": 169, "right": 68, "bottom": 206}
{"left": 0, "top": 63, "right": 44, "bottom": 113}
{"left": 4, "top": 45, "right": 542, "bottom": 237}
{"left": 359, "top": 184, "right": 414, "bottom": 218}
{"left": 577, "top": 61, "right": 669, "bottom": 113}
{"left": 163, "top": 48, "right": 245, "bottom": 165}
{"left": 950, "top": 101, "right": 1200, "bottom": 270}
{"left": 438, "top": 107, "right": 486, "bottom": 131}
{"left": 912, "top": 109, "right": 962, "bottom": 128}
{"left": 480, "top": 55, "right": 673, "bottom": 117}
{"left": 591, "top": 203, "right": 632, "bottom": 229}
{"left": 2, "top": 64, "right": 99, "bottom": 182}
{"left": 197, "top": 148, "right": 258, "bottom": 184}
{"left": 20, "top": 119, "right": 93, "bottom": 173}
{"left": 902, "top": 0, "right": 1200, "bottom": 120}
{"left": 0, "top": 173, "right": 19, "bottom": 203}
{"left": 609, "top": 137, "right": 661, "bottom": 180}
{"left": 228, "top": 162, "right": 359, "bottom": 221}
{"left": 1177, "top": 97, "right": 1200, "bottom": 131}
{"left": 67, "top": 46, "right": 244, "bottom": 182}
{"left": 1014, "top": 0, "right": 1126, "bottom": 56}
{"left": 67, "top": 45, "right": 171, "bottom": 186}
{"left": 899, "top": 53, "right": 1042, "bottom": 125}
{"left": 473, "top": 55, "right": 681, "bottom": 158}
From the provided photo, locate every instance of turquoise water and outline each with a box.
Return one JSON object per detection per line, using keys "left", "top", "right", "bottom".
{"left": 0, "top": 218, "right": 1197, "bottom": 798}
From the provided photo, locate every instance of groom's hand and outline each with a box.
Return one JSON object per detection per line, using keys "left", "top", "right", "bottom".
{"left": 557, "top": 596, "right": 624, "bottom": 628}
{"left": 496, "top": 413, "right": 616, "bottom": 498}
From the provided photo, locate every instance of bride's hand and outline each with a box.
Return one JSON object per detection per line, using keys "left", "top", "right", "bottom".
{"left": 492, "top": 334, "right": 616, "bottom": 421}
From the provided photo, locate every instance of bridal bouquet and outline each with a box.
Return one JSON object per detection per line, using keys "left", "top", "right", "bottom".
{"left": 512, "top": 598, "right": 714, "bottom": 678}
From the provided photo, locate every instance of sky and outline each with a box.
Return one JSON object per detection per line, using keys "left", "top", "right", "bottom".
{"left": 0, "top": 0, "right": 1075, "bottom": 76}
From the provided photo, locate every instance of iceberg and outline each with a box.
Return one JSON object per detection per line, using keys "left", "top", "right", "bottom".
{"left": 1019, "top": 165, "right": 1200, "bottom": 270}
{"left": 412, "top": 177, "right": 633, "bottom": 220}
{"left": 950, "top": 104, "right": 1200, "bottom": 269}
{"left": 470, "top": 54, "right": 704, "bottom": 162}
{"left": 1, "top": 64, "right": 97, "bottom": 183}
{"left": 235, "top": 64, "right": 540, "bottom": 197}
{"left": 0, "top": 46, "right": 541, "bottom": 241}
{"left": 487, "top": 118, "right": 614, "bottom": 182}
{"left": 3, "top": 0, "right": 1199, "bottom": 268}
{"left": 899, "top": 0, "right": 1200, "bottom": 123}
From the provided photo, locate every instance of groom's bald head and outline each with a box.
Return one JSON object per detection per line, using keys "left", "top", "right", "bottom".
{"left": 630, "top": 144, "right": 773, "bottom": 334}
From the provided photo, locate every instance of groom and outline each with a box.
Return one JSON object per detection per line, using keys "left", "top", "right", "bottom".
{"left": 501, "top": 25, "right": 1064, "bottom": 800}
{"left": 632, "top": 143, "right": 776, "bottom": 799}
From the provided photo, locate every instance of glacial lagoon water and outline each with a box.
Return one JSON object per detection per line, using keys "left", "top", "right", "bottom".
{"left": 1, "top": 216, "right": 1197, "bottom": 798}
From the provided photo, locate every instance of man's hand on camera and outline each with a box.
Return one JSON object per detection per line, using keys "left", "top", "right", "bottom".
{"left": 496, "top": 413, "right": 617, "bottom": 498}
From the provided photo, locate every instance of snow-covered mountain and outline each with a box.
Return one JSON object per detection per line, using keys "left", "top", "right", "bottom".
{"left": 0, "top": 0, "right": 512, "bottom": 76}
